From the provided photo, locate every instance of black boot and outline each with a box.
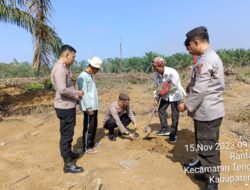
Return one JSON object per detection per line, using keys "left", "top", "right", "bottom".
{"left": 203, "top": 177, "right": 218, "bottom": 190}
{"left": 63, "top": 157, "right": 84, "bottom": 173}
{"left": 108, "top": 129, "right": 116, "bottom": 141}
{"left": 194, "top": 173, "right": 206, "bottom": 182}
{"left": 108, "top": 134, "right": 116, "bottom": 141}
{"left": 70, "top": 151, "right": 81, "bottom": 160}
{"left": 183, "top": 159, "right": 202, "bottom": 172}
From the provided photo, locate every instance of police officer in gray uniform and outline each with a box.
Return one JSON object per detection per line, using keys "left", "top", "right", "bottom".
{"left": 178, "top": 26, "right": 224, "bottom": 190}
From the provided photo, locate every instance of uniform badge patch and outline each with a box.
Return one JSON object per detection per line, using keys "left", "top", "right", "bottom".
{"left": 195, "top": 62, "right": 203, "bottom": 76}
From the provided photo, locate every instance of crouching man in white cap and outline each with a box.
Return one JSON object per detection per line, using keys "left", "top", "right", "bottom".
{"left": 77, "top": 56, "right": 102, "bottom": 154}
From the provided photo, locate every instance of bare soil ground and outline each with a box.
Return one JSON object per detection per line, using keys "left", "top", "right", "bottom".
{"left": 0, "top": 73, "right": 249, "bottom": 190}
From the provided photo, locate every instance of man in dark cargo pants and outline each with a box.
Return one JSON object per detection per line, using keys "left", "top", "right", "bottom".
{"left": 178, "top": 26, "right": 225, "bottom": 190}
{"left": 51, "top": 45, "right": 84, "bottom": 173}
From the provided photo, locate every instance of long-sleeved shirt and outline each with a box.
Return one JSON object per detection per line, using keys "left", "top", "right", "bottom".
{"left": 154, "top": 66, "right": 186, "bottom": 102}
{"left": 186, "top": 47, "right": 225, "bottom": 121}
{"left": 103, "top": 100, "right": 136, "bottom": 133}
{"left": 77, "top": 71, "right": 98, "bottom": 111}
{"left": 51, "top": 61, "right": 79, "bottom": 109}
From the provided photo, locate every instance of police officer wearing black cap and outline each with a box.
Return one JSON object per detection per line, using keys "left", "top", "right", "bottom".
{"left": 178, "top": 26, "right": 225, "bottom": 190}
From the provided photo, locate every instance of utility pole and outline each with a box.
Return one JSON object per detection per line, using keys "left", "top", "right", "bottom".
{"left": 119, "top": 37, "right": 123, "bottom": 74}
{"left": 120, "top": 37, "right": 123, "bottom": 60}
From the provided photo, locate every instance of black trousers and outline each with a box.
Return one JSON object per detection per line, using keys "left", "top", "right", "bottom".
{"left": 158, "top": 99, "right": 180, "bottom": 136}
{"left": 194, "top": 117, "right": 223, "bottom": 179}
{"left": 83, "top": 110, "right": 98, "bottom": 150}
{"left": 103, "top": 113, "right": 132, "bottom": 135}
{"left": 55, "top": 107, "right": 76, "bottom": 158}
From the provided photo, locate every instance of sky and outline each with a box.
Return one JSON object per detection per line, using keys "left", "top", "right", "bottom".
{"left": 1, "top": 0, "right": 250, "bottom": 63}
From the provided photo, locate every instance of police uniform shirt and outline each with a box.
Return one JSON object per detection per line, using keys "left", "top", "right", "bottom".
{"left": 186, "top": 47, "right": 225, "bottom": 121}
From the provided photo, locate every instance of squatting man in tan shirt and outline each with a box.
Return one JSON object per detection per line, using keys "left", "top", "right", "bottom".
{"left": 103, "top": 93, "right": 138, "bottom": 141}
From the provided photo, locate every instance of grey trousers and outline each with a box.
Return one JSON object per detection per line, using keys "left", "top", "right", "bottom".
{"left": 158, "top": 98, "right": 180, "bottom": 136}
{"left": 194, "top": 117, "right": 223, "bottom": 179}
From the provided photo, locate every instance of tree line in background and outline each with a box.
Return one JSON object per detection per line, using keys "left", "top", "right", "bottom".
{"left": 0, "top": 48, "right": 250, "bottom": 78}
{"left": 1, "top": 1, "right": 249, "bottom": 76}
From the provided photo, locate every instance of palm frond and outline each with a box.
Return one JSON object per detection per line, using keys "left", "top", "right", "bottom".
{"left": 32, "top": 37, "right": 51, "bottom": 73}
{"left": 0, "top": 4, "right": 34, "bottom": 32}
{"left": 1, "top": 0, "right": 62, "bottom": 74}
{"left": 32, "top": 19, "right": 61, "bottom": 73}
{"left": 28, "top": 0, "right": 52, "bottom": 23}
{"left": 1, "top": 0, "right": 26, "bottom": 8}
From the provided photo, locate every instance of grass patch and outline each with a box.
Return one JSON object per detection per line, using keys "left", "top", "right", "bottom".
{"left": 24, "top": 82, "right": 44, "bottom": 92}
{"left": 236, "top": 67, "right": 250, "bottom": 84}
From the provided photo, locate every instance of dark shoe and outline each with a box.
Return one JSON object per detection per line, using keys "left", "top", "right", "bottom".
{"left": 183, "top": 158, "right": 202, "bottom": 172}
{"left": 108, "top": 134, "right": 116, "bottom": 141}
{"left": 169, "top": 134, "right": 177, "bottom": 143}
{"left": 203, "top": 180, "right": 218, "bottom": 190}
{"left": 64, "top": 162, "right": 84, "bottom": 173}
{"left": 157, "top": 128, "right": 170, "bottom": 136}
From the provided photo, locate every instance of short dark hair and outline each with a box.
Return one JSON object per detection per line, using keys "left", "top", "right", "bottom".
{"left": 193, "top": 32, "right": 209, "bottom": 43}
{"left": 59, "top": 44, "right": 76, "bottom": 56}
{"left": 186, "top": 26, "right": 209, "bottom": 43}
{"left": 184, "top": 38, "right": 190, "bottom": 47}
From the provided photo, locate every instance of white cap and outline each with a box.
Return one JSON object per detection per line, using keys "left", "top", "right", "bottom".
{"left": 88, "top": 56, "right": 103, "bottom": 69}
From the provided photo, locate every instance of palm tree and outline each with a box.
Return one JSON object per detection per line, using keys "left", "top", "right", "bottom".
{"left": 143, "top": 52, "right": 161, "bottom": 73}
{"left": 0, "top": 0, "right": 61, "bottom": 75}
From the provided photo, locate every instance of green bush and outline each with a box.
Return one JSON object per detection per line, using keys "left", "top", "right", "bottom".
{"left": 43, "top": 79, "right": 53, "bottom": 90}
{"left": 24, "top": 82, "right": 44, "bottom": 92}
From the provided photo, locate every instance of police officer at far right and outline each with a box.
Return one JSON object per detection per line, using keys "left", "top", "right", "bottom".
{"left": 178, "top": 26, "right": 225, "bottom": 190}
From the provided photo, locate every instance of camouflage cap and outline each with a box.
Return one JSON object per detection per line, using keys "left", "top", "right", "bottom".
{"left": 152, "top": 56, "right": 166, "bottom": 67}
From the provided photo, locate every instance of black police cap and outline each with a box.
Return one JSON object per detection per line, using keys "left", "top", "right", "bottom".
{"left": 186, "top": 26, "right": 208, "bottom": 39}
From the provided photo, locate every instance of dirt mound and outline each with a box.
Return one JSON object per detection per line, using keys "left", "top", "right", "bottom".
{"left": 226, "top": 106, "right": 250, "bottom": 123}
{"left": 130, "top": 136, "right": 171, "bottom": 154}
{"left": 0, "top": 77, "right": 49, "bottom": 88}
{"left": 0, "top": 89, "right": 53, "bottom": 116}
